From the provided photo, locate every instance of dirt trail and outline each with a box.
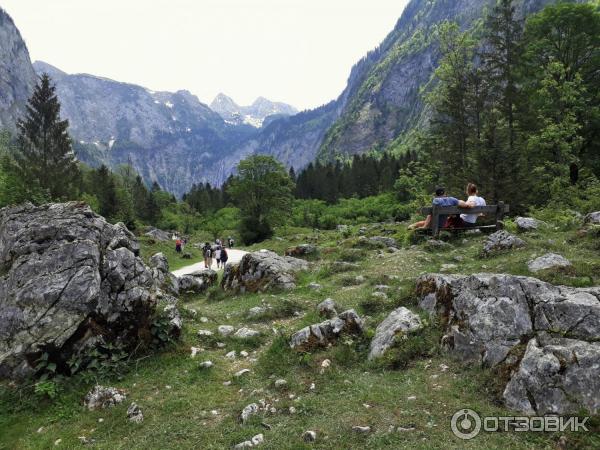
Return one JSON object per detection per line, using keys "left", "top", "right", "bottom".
{"left": 171, "top": 248, "right": 248, "bottom": 277}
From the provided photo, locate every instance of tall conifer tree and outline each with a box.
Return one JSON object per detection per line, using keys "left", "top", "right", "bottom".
{"left": 15, "top": 74, "right": 79, "bottom": 200}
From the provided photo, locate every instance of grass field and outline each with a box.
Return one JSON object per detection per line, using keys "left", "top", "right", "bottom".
{"left": 1, "top": 219, "right": 599, "bottom": 449}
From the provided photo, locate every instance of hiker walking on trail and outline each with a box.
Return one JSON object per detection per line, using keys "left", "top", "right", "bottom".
{"left": 221, "top": 246, "right": 229, "bottom": 269}
{"left": 175, "top": 238, "right": 182, "bottom": 253}
{"left": 228, "top": 236, "right": 234, "bottom": 248}
{"left": 215, "top": 245, "right": 222, "bottom": 269}
{"left": 202, "top": 242, "right": 213, "bottom": 269}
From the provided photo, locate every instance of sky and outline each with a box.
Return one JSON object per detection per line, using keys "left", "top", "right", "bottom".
{"left": 2, "top": 0, "right": 409, "bottom": 111}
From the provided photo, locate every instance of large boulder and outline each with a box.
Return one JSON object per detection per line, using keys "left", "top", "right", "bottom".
{"left": 482, "top": 231, "right": 526, "bottom": 256}
{"left": 0, "top": 202, "right": 173, "bottom": 379}
{"left": 148, "top": 252, "right": 179, "bottom": 296}
{"left": 221, "top": 250, "right": 309, "bottom": 293}
{"left": 416, "top": 273, "right": 600, "bottom": 414}
{"left": 144, "top": 227, "right": 172, "bottom": 242}
{"left": 178, "top": 270, "right": 217, "bottom": 294}
{"left": 527, "top": 253, "right": 572, "bottom": 273}
{"left": 584, "top": 211, "right": 600, "bottom": 225}
{"left": 515, "top": 217, "right": 544, "bottom": 232}
{"left": 368, "top": 236, "right": 399, "bottom": 249}
{"left": 368, "top": 307, "right": 423, "bottom": 360}
{"left": 284, "top": 244, "right": 318, "bottom": 258}
{"left": 290, "top": 310, "right": 363, "bottom": 351}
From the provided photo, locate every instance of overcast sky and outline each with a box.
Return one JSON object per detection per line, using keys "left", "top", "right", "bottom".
{"left": 2, "top": 0, "right": 409, "bottom": 110}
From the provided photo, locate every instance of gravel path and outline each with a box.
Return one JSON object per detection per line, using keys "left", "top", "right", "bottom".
{"left": 171, "top": 248, "right": 248, "bottom": 277}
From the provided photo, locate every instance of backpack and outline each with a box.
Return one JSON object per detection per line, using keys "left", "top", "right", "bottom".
{"left": 221, "top": 248, "right": 228, "bottom": 260}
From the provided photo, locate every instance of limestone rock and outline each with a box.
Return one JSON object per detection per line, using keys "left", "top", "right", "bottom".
{"left": 218, "top": 325, "right": 235, "bottom": 336}
{"left": 369, "top": 236, "right": 398, "bottom": 249}
{"left": 584, "top": 211, "right": 600, "bottom": 225}
{"left": 317, "top": 298, "right": 338, "bottom": 318}
{"left": 284, "top": 244, "right": 318, "bottom": 258}
{"left": 368, "top": 307, "right": 423, "bottom": 359}
{"left": 240, "top": 403, "right": 259, "bottom": 423}
{"left": 127, "top": 402, "right": 144, "bottom": 423}
{"left": 222, "top": 250, "right": 309, "bottom": 293}
{"left": 144, "top": 228, "right": 171, "bottom": 241}
{"left": 527, "top": 253, "right": 572, "bottom": 273}
{"left": 0, "top": 202, "right": 170, "bottom": 379}
{"left": 84, "top": 386, "right": 126, "bottom": 410}
{"left": 177, "top": 270, "right": 217, "bottom": 294}
{"left": 416, "top": 272, "right": 600, "bottom": 414}
{"left": 515, "top": 217, "right": 544, "bottom": 232}
{"left": 482, "top": 231, "right": 526, "bottom": 255}
{"left": 234, "top": 327, "right": 260, "bottom": 339}
{"left": 290, "top": 309, "right": 363, "bottom": 351}
{"left": 504, "top": 337, "right": 600, "bottom": 415}
{"left": 303, "top": 430, "right": 317, "bottom": 442}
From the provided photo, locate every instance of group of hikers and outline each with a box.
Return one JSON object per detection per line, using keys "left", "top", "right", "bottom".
{"left": 201, "top": 237, "right": 234, "bottom": 270}
{"left": 408, "top": 183, "right": 486, "bottom": 230}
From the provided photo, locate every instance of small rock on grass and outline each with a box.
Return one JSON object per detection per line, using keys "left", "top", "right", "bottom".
{"left": 218, "top": 325, "right": 235, "bottom": 336}
{"left": 303, "top": 430, "right": 317, "bottom": 442}
{"left": 127, "top": 403, "right": 143, "bottom": 423}
{"left": 233, "top": 433, "right": 264, "bottom": 449}
{"left": 235, "top": 368, "right": 251, "bottom": 377}
{"left": 240, "top": 403, "right": 259, "bottom": 423}
{"left": 234, "top": 327, "right": 260, "bottom": 339}
{"left": 199, "top": 361, "right": 213, "bottom": 369}
{"left": 352, "top": 426, "right": 371, "bottom": 433}
{"left": 274, "top": 379, "right": 287, "bottom": 388}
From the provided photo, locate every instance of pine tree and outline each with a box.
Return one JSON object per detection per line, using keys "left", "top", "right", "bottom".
{"left": 15, "top": 73, "right": 79, "bottom": 200}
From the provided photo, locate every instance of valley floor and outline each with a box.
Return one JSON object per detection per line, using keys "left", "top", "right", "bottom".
{"left": 1, "top": 220, "right": 599, "bottom": 449}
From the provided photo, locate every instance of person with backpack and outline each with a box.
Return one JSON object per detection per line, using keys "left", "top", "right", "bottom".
{"left": 221, "top": 246, "right": 229, "bottom": 268}
{"left": 175, "top": 238, "right": 182, "bottom": 254}
{"left": 228, "top": 237, "right": 234, "bottom": 248}
{"left": 215, "top": 245, "right": 222, "bottom": 269}
{"left": 202, "top": 242, "right": 213, "bottom": 269}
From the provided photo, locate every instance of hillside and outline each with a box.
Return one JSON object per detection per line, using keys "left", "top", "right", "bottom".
{"left": 1, "top": 213, "right": 599, "bottom": 449}
{"left": 317, "top": 0, "right": 582, "bottom": 161}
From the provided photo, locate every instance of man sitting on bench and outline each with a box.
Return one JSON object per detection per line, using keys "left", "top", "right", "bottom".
{"left": 408, "top": 185, "right": 476, "bottom": 230}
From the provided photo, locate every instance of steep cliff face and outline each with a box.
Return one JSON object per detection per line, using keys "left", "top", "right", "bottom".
{"left": 317, "top": 0, "right": 581, "bottom": 161}
{"left": 33, "top": 61, "right": 258, "bottom": 196}
{"left": 0, "top": 8, "right": 36, "bottom": 132}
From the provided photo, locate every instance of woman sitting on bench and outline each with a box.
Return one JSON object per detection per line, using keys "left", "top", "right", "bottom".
{"left": 446, "top": 183, "right": 486, "bottom": 228}
{"left": 408, "top": 184, "right": 480, "bottom": 230}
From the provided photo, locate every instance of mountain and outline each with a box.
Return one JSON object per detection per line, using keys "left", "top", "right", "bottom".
{"left": 32, "top": 61, "right": 258, "bottom": 196}
{"left": 1, "top": 0, "right": 584, "bottom": 193}
{"left": 316, "top": 0, "right": 582, "bottom": 161}
{"left": 0, "top": 7, "right": 37, "bottom": 132}
{"left": 210, "top": 93, "right": 298, "bottom": 128}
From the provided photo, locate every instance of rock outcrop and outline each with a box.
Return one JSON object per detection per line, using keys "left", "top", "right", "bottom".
{"left": 368, "top": 307, "right": 423, "bottom": 359}
{"left": 584, "top": 211, "right": 600, "bottom": 225}
{"left": 0, "top": 202, "right": 175, "bottom": 379}
{"left": 221, "top": 250, "right": 309, "bottom": 293}
{"left": 416, "top": 273, "right": 600, "bottom": 414}
{"left": 290, "top": 309, "right": 363, "bottom": 351}
{"left": 284, "top": 244, "right": 318, "bottom": 258}
{"left": 178, "top": 270, "right": 217, "bottom": 294}
{"left": 527, "top": 253, "right": 572, "bottom": 273}
{"left": 144, "top": 228, "right": 172, "bottom": 242}
{"left": 515, "top": 217, "right": 544, "bottom": 232}
{"left": 148, "top": 252, "right": 179, "bottom": 296}
{"left": 482, "top": 231, "right": 526, "bottom": 255}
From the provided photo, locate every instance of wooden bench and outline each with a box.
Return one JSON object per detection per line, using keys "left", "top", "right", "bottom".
{"left": 418, "top": 202, "right": 509, "bottom": 237}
